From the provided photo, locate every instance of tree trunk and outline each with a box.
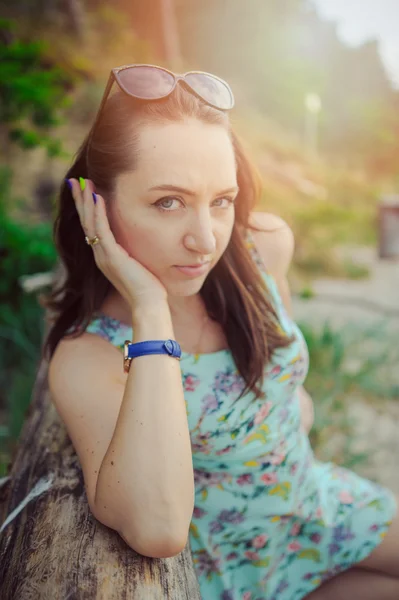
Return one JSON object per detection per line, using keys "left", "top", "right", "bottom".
{"left": 0, "top": 346, "right": 201, "bottom": 599}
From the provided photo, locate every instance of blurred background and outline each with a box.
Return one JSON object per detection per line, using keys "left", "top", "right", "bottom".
{"left": 1, "top": 0, "right": 398, "bottom": 490}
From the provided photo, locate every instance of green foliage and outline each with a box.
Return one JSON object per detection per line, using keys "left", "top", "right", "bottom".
{"left": 298, "top": 286, "right": 315, "bottom": 299}
{"left": 0, "top": 167, "right": 57, "bottom": 461}
{"left": 341, "top": 261, "right": 370, "bottom": 280}
{"left": 0, "top": 18, "right": 73, "bottom": 156}
{"left": 289, "top": 201, "right": 374, "bottom": 278}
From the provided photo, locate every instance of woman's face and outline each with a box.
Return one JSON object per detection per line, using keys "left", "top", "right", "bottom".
{"left": 109, "top": 118, "right": 238, "bottom": 299}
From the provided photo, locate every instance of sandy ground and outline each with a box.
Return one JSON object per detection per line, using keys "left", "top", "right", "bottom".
{"left": 292, "top": 246, "right": 399, "bottom": 493}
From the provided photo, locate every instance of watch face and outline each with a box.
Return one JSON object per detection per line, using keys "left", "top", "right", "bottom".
{"left": 163, "top": 340, "right": 174, "bottom": 355}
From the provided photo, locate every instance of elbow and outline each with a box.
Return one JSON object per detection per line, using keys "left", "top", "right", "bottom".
{"left": 118, "top": 526, "right": 188, "bottom": 558}
{"left": 91, "top": 488, "right": 190, "bottom": 558}
{"left": 90, "top": 500, "right": 188, "bottom": 558}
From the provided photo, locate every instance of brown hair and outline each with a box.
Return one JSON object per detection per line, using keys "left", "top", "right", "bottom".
{"left": 41, "top": 83, "right": 295, "bottom": 400}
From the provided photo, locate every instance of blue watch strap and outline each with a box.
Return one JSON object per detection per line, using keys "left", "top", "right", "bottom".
{"left": 127, "top": 339, "right": 181, "bottom": 360}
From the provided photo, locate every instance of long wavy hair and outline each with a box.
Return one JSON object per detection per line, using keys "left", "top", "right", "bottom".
{"left": 41, "top": 83, "right": 295, "bottom": 400}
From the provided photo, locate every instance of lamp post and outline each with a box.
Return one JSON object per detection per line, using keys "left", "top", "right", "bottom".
{"left": 304, "top": 93, "right": 322, "bottom": 157}
{"left": 160, "top": 0, "right": 182, "bottom": 71}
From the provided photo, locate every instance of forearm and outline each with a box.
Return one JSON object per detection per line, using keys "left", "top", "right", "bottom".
{"left": 95, "top": 303, "right": 194, "bottom": 551}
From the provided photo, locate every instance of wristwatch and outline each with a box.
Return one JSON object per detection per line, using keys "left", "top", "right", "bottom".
{"left": 123, "top": 339, "right": 182, "bottom": 373}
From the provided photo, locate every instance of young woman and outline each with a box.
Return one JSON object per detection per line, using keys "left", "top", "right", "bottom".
{"left": 44, "top": 64, "right": 398, "bottom": 600}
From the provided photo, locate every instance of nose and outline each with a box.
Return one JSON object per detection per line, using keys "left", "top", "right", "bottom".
{"left": 184, "top": 216, "right": 216, "bottom": 257}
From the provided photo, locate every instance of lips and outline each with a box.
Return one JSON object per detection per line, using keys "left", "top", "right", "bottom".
{"left": 174, "top": 262, "right": 211, "bottom": 277}
{"left": 177, "top": 262, "right": 209, "bottom": 267}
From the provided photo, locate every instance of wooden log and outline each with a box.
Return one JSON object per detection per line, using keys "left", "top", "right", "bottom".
{"left": 0, "top": 347, "right": 201, "bottom": 599}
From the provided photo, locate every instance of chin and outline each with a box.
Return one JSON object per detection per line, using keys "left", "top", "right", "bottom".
{"left": 165, "top": 276, "right": 208, "bottom": 297}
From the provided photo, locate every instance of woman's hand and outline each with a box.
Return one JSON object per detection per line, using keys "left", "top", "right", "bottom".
{"left": 68, "top": 177, "right": 168, "bottom": 310}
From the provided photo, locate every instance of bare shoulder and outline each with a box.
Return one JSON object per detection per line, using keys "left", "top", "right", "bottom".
{"left": 49, "top": 330, "right": 126, "bottom": 388}
{"left": 248, "top": 211, "right": 295, "bottom": 276}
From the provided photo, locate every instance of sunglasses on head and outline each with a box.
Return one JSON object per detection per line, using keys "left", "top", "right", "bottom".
{"left": 86, "top": 64, "right": 235, "bottom": 154}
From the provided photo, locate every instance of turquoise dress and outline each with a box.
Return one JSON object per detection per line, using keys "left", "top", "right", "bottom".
{"left": 79, "top": 230, "right": 397, "bottom": 600}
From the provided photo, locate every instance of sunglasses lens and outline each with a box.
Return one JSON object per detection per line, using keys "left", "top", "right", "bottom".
{"left": 184, "top": 73, "right": 234, "bottom": 110}
{"left": 117, "top": 66, "right": 175, "bottom": 99}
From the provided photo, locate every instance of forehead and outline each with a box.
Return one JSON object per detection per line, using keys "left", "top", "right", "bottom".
{"left": 131, "top": 119, "right": 237, "bottom": 191}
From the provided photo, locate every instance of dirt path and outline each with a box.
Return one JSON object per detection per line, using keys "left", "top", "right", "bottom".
{"left": 293, "top": 246, "right": 399, "bottom": 327}
{"left": 292, "top": 246, "right": 399, "bottom": 493}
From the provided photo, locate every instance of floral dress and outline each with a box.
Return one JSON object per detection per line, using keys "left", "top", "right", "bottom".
{"left": 79, "top": 230, "right": 397, "bottom": 600}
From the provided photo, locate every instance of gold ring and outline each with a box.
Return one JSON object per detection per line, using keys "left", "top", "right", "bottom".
{"left": 85, "top": 235, "right": 100, "bottom": 246}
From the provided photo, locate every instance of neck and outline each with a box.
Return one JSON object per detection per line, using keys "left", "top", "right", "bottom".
{"left": 101, "top": 290, "right": 206, "bottom": 326}
{"left": 167, "top": 292, "right": 205, "bottom": 320}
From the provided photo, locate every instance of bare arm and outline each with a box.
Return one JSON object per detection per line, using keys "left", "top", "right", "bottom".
{"left": 49, "top": 302, "right": 194, "bottom": 559}
{"left": 250, "top": 212, "right": 315, "bottom": 434}
{"left": 94, "top": 301, "right": 194, "bottom": 556}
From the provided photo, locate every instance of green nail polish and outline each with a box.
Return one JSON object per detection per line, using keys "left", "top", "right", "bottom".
{"left": 79, "top": 177, "right": 86, "bottom": 191}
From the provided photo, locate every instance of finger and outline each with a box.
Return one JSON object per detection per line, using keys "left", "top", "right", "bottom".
{"left": 70, "top": 177, "right": 97, "bottom": 246}
{"left": 81, "top": 178, "right": 96, "bottom": 238}
{"left": 92, "top": 191, "right": 119, "bottom": 260}
{"left": 68, "top": 178, "right": 86, "bottom": 233}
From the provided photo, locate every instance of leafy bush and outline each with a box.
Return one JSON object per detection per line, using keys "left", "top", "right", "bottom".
{"left": 0, "top": 17, "right": 73, "bottom": 157}
{"left": 0, "top": 166, "right": 57, "bottom": 467}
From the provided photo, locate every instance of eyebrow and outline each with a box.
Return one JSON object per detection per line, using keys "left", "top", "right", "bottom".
{"left": 148, "top": 184, "right": 240, "bottom": 196}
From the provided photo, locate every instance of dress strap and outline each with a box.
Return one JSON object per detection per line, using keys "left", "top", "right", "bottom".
{"left": 244, "top": 227, "right": 269, "bottom": 274}
{"left": 84, "top": 314, "right": 130, "bottom": 351}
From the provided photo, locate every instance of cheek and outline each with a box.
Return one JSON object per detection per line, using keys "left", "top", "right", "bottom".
{"left": 112, "top": 212, "right": 234, "bottom": 272}
{"left": 218, "top": 221, "right": 234, "bottom": 253}
{"left": 117, "top": 222, "right": 167, "bottom": 269}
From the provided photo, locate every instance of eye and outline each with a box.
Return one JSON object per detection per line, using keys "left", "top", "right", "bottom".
{"left": 213, "top": 197, "right": 236, "bottom": 208}
{"left": 153, "top": 195, "right": 236, "bottom": 213}
{"left": 154, "top": 197, "right": 182, "bottom": 212}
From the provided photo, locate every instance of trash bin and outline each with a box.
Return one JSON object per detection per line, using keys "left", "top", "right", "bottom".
{"left": 378, "top": 195, "right": 399, "bottom": 259}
